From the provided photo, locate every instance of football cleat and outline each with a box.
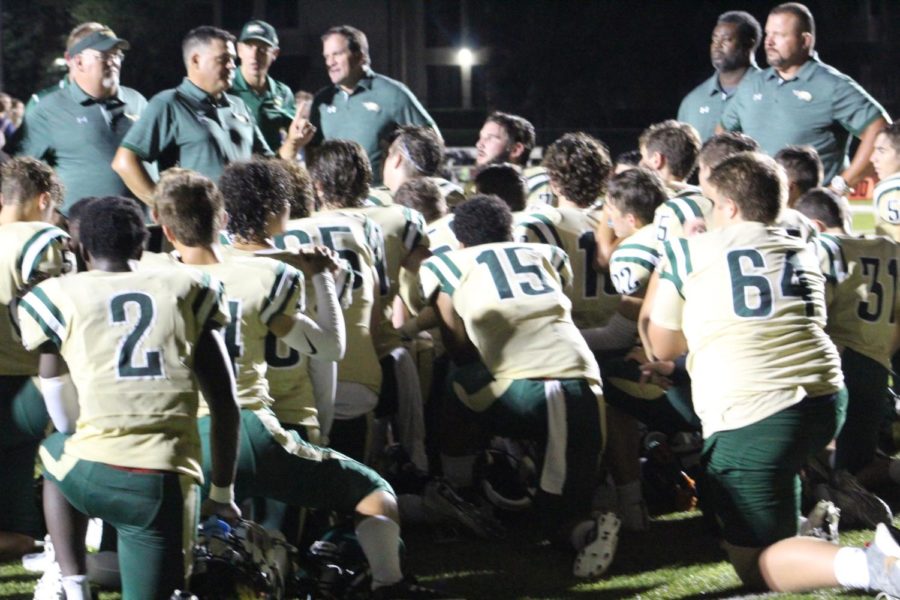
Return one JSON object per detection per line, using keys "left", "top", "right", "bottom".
{"left": 22, "top": 535, "right": 54, "bottom": 574}
{"left": 867, "top": 524, "right": 900, "bottom": 598}
{"left": 573, "top": 512, "right": 620, "bottom": 579}
{"left": 798, "top": 499, "right": 840, "bottom": 543}
{"left": 31, "top": 561, "right": 64, "bottom": 600}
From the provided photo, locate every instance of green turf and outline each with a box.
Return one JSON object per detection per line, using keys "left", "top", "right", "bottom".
{"left": 0, "top": 513, "right": 887, "bottom": 599}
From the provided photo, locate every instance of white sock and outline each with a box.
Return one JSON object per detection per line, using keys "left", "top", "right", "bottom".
{"left": 833, "top": 546, "right": 870, "bottom": 589}
{"left": 356, "top": 515, "right": 403, "bottom": 589}
{"left": 61, "top": 574, "right": 90, "bottom": 600}
{"left": 440, "top": 454, "right": 476, "bottom": 489}
{"left": 888, "top": 458, "right": 900, "bottom": 484}
{"left": 616, "top": 480, "right": 642, "bottom": 506}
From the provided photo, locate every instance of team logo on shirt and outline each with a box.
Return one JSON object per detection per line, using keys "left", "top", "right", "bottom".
{"left": 326, "top": 105, "right": 337, "bottom": 114}
{"left": 363, "top": 101, "right": 381, "bottom": 113}
{"left": 234, "top": 112, "right": 250, "bottom": 124}
{"left": 699, "top": 106, "right": 710, "bottom": 114}
{"left": 753, "top": 93, "right": 763, "bottom": 101}
{"left": 793, "top": 90, "right": 813, "bottom": 102}
{"left": 76, "top": 116, "right": 88, "bottom": 124}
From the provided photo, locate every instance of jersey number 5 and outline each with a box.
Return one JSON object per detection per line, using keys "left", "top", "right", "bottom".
{"left": 110, "top": 292, "right": 164, "bottom": 379}
{"left": 476, "top": 247, "right": 554, "bottom": 300}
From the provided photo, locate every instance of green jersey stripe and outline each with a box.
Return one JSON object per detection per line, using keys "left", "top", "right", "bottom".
{"left": 434, "top": 251, "right": 463, "bottom": 280}
{"left": 423, "top": 261, "right": 455, "bottom": 295}
{"left": 18, "top": 227, "right": 67, "bottom": 283}
{"left": 612, "top": 256, "right": 658, "bottom": 272}
{"left": 19, "top": 290, "right": 65, "bottom": 348}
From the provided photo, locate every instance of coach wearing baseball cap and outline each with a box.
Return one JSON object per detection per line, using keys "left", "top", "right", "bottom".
{"left": 230, "top": 19, "right": 295, "bottom": 152}
{"left": 13, "top": 22, "right": 153, "bottom": 215}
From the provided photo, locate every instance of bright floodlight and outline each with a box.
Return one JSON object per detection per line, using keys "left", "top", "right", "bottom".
{"left": 457, "top": 47, "right": 474, "bottom": 67}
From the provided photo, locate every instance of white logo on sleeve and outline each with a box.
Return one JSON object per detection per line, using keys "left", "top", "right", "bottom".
{"left": 326, "top": 105, "right": 337, "bottom": 114}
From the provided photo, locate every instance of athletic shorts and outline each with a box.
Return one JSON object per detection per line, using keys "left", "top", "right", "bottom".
{"left": 702, "top": 390, "right": 847, "bottom": 548}
{"left": 40, "top": 432, "right": 197, "bottom": 600}
{"left": 198, "top": 409, "right": 392, "bottom": 513}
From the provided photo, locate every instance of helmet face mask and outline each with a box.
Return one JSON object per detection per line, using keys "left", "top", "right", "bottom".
{"left": 477, "top": 441, "right": 538, "bottom": 512}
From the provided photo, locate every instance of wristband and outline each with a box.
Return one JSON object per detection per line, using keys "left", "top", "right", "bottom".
{"left": 208, "top": 483, "right": 235, "bottom": 504}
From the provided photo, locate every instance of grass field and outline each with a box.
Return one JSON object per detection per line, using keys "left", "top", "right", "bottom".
{"left": 1, "top": 508, "right": 892, "bottom": 600}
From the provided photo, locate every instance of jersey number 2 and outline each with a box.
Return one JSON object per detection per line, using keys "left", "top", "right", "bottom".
{"left": 110, "top": 293, "right": 164, "bottom": 379}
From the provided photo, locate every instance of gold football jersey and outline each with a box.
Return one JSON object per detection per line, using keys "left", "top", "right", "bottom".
{"left": 18, "top": 267, "right": 227, "bottom": 481}
{"left": 652, "top": 222, "right": 843, "bottom": 436}
{"left": 420, "top": 242, "right": 600, "bottom": 386}
{"left": 815, "top": 233, "right": 900, "bottom": 367}
{"left": 278, "top": 213, "right": 382, "bottom": 394}
{"left": 342, "top": 204, "right": 428, "bottom": 355}
{"left": 653, "top": 185, "right": 712, "bottom": 248}
{"left": 874, "top": 174, "right": 900, "bottom": 242}
{"left": 0, "top": 222, "right": 72, "bottom": 375}
{"left": 193, "top": 253, "right": 304, "bottom": 412}
{"left": 515, "top": 204, "right": 620, "bottom": 327}
{"left": 609, "top": 223, "right": 661, "bottom": 296}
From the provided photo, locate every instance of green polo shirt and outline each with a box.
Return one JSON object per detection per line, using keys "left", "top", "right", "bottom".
{"left": 719, "top": 56, "right": 888, "bottom": 182}
{"left": 13, "top": 81, "right": 152, "bottom": 214}
{"left": 120, "top": 78, "right": 272, "bottom": 182}
{"left": 677, "top": 67, "right": 760, "bottom": 142}
{"left": 310, "top": 68, "right": 438, "bottom": 183}
{"left": 230, "top": 68, "right": 295, "bottom": 153}
{"left": 25, "top": 77, "right": 69, "bottom": 114}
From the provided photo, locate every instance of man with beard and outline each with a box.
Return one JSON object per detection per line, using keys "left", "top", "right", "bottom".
{"left": 13, "top": 23, "right": 150, "bottom": 215}
{"left": 677, "top": 11, "right": 762, "bottom": 142}
{"left": 473, "top": 111, "right": 554, "bottom": 206}
{"left": 719, "top": 2, "right": 889, "bottom": 192}
{"left": 112, "top": 26, "right": 311, "bottom": 206}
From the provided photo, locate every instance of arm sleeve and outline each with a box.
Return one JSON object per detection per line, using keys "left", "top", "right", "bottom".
{"left": 40, "top": 373, "right": 79, "bottom": 434}
{"left": 17, "top": 281, "right": 66, "bottom": 351}
{"left": 308, "top": 358, "right": 336, "bottom": 439}
{"left": 279, "top": 272, "right": 346, "bottom": 361}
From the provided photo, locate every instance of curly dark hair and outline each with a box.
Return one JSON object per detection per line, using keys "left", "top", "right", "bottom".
{"left": 153, "top": 168, "right": 223, "bottom": 246}
{"left": 542, "top": 132, "right": 612, "bottom": 207}
{"left": 388, "top": 125, "right": 444, "bottom": 177}
{"left": 79, "top": 196, "right": 147, "bottom": 261}
{"left": 308, "top": 140, "right": 372, "bottom": 208}
{"left": 708, "top": 152, "right": 784, "bottom": 225}
{"left": 474, "top": 163, "right": 527, "bottom": 212}
{"left": 607, "top": 167, "right": 668, "bottom": 226}
{"left": 219, "top": 159, "right": 291, "bottom": 242}
{"left": 639, "top": 120, "right": 701, "bottom": 180}
{"left": 699, "top": 132, "right": 759, "bottom": 171}
{"left": 278, "top": 159, "right": 316, "bottom": 219}
{"left": 451, "top": 194, "right": 512, "bottom": 247}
